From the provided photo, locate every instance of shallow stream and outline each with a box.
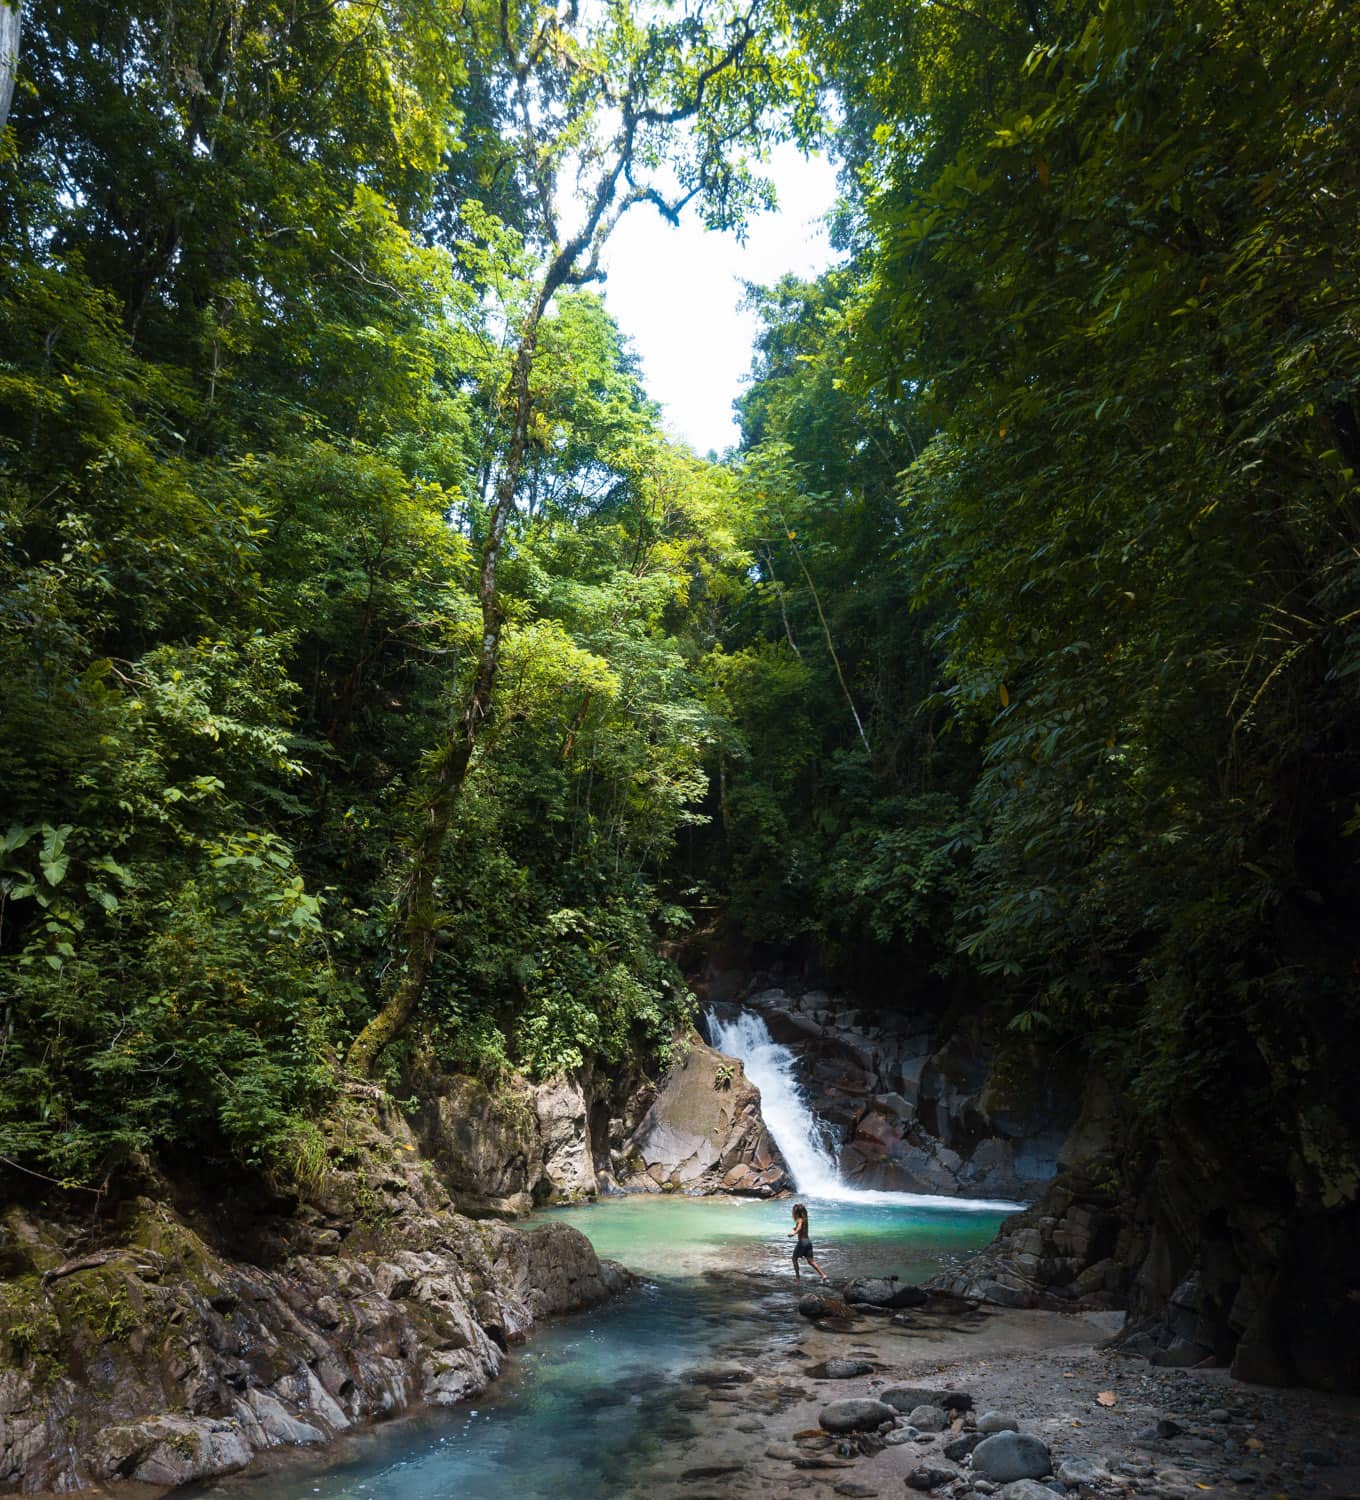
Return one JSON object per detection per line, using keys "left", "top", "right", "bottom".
{"left": 193, "top": 1193, "right": 1010, "bottom": 1500}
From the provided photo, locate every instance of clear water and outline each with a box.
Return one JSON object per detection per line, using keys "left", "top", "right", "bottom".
{"left": 193, "top": 1194, "right": 1008, "bottom": 1500}
{"left": 706, "top": 1008, "right": 1023, "bottom": 1212}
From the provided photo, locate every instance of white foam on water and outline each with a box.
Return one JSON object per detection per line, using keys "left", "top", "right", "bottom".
{"left": 706, "top": 1007, "right": 1024, "bottom": 1213}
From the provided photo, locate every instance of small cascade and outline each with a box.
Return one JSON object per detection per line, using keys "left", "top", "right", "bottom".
{"left": 706, "top": 1007, "right": 1022, "bottom": 1211}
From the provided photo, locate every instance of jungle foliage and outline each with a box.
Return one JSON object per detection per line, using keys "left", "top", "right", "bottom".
{"left": 0, "top": 0, "right": 785, "bottom": 1183}
{"left": 2, "top": 0, "right": 1357, "bottom": 1211}
{"left": 713, "top": 0, "right": 1360, "bottom": 1200}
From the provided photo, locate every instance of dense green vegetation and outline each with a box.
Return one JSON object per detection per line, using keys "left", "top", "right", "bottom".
{"left": 2, "top": 0, "right": 1357, "bottom": 1269}
{"left": 0, "top": 0, "right": 795, "bottom": 1180}
{"left": 711, "top": 0, "right": 1360, "bottom": 1214}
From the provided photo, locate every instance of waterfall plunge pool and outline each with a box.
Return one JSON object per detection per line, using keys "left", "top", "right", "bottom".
{"left": 190, "top": 1192, "right": 1012, "bottom": 1500}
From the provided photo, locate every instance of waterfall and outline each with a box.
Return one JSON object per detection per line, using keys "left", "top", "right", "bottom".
{"left": 706, "top": 1007, "right": 1023, "bottom": 1211}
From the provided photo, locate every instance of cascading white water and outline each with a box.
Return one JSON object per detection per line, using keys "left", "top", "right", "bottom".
{"left": 706, "top": 1007, "right": 1023, "bottom": 1211}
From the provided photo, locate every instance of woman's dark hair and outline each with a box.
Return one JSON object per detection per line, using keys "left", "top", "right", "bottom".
{"left": 792, "top": 1202, "right": 807, "bottom": 1219}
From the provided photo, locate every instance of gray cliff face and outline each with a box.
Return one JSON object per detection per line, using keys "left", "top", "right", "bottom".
{"left": 714, "top": 986, "right": 1078, "bottom": 1202}
{"left": 412, "top": 1036, "right": 789, "bottom": 1207}
{"left": 0, "top": 1108, "right": 631, "bottom": 1495}
{"left": 417, "top": 1069, "right": 601, "bottom": 1216}
{"left": 613, "top": 1036, "right": 788, "bottom": 1196}
{"left": 926, "top": 1076, "right": 1129, "bottom": 1313}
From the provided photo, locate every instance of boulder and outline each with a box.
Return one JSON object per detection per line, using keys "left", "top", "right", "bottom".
{"left": 906, "top": 1465, "right": 958, "bottom": 1490}
{"left": 999, "top": 1482, "right": 1062, "bottom": 1500}
{"left": 617, "top": 1035, "right": 788, "bottom": 1195}
{"left": 944, "top": 1433, "right": 983, "bottom": 1462}
{"left": 819, "top": 1399, "right": 898, "bottom": 1433}
{"left": 799, "top": 1291, "right": 854, "bottom": 1321}
{"left": 809, "top": 1358, "right": 877, "bottom": 1379}
{"left": 977, "top": 1411, "right": 1020, "bottom": 1434}
{"left": 881, "top": 1386, "right": 973, "bottom": 1414}
{"left": 843, "top": 1276, "right": 930, "bottom": 1309}
{"left": 1056, "top": 1457, "right": 1107, "bottom": 1487}
{"left": 684, "top": 1363, "right": 754, "bottom": 1387}
{"left": 972, "top": 1433, "right": 1053, "bottom": 1483}
{"left": 906, "top": 1405, "right": 949, "bottom": 1432}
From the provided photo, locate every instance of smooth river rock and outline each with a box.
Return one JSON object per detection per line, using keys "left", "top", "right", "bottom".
{"left": 1056, "top": 1457, "right": 1107, "bottom": 1486}
{"left": 999, "top": 1481, "right": 1063, "bottom": 1500}
{"left": 972, "top": 1432, "right": 1054, "bottom": 1482}
{"left": 811, "top": 1358, "right": 877, "bottom": 1379}
{"left": 906, "top": 1464, "right": 958, "bottom": 1490}
{"left": 843, "top": 1276, "right": 930, "bottom": 1309}
{"left": 819, "top": 1398, "right": 898, "bottom": 1433}
{"left": 881, "top": 1385, "right": 973, "bottom": 1413}
{"left": 799, "top": 1291, "right": 854, "bottom": 1321}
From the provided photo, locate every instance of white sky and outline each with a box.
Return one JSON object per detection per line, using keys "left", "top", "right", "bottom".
{"left": 598, "top": 142, "right": 839, "bottom": 456}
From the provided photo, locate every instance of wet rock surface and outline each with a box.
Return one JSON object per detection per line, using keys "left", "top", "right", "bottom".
{"left": 0, "top": 1107, "right": 632, "bottom": 1494}
{"left": 629, "top": 1276, "right": 1360, "bottom": 1500}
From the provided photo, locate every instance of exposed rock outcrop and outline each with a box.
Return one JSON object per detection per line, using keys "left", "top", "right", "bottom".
{"left": 416, "top": 1069, "right": 600, "bottom": 1216}
{"left": 0, "top": 1108, "right": 631, "bottom": 1494}
{"left": 615, "top": 1035, "right": 788, "bottom": 1195}
{"left": 707, "top": 986, "right": 1076, "bottom": 1201}
{"left": 927, "top": 1066, "right": 1360, "bottom": 1391}
{"left": 926, "top": 1075, "right": 1128, "bottom": 1311}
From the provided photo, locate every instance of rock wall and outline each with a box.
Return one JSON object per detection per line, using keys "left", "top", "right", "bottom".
{"left": 416, "top": 1069, "right": 599, "bottom": 1216}
{"left": 713, "top": 985, "right": 1078, "bottom": 1202}
{"left": 0, "top": 1107, "right": 631, "bottom": 1494}
{"left": 924, "top": 1074, "right": 1360, "bottom": 1393}
{"left": 614, "top": 1034, "right": 788, "bottom": 1195}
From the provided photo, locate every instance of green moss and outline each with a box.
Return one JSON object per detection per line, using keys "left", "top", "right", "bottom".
{"left": 57, "top": 1272, "right": 139, "bottom": 1347}
{"left": 166, "top": 1429, "right": 199, "bottom": 1460}
{"left": 0, "top": 1277, "right": 64, "bottom": 1388}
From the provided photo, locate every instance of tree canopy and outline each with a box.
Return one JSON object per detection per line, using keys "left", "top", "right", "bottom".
{"left": 1, "top": 0, "right": 1357, "bottom": 1256}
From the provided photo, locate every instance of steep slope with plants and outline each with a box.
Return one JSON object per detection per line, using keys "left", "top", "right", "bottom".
{"left": 695, "top": 0, "right": 1360, "bottom": 1389}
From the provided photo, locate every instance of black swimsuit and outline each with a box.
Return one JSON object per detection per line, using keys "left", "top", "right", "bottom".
{"left": 793, "top": 1222, "right": 814, "bottom": 1260}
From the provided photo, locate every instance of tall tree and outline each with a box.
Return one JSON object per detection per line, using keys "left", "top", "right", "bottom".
{"left": 0, "top": 1, "right": 18, "bottom": 134}
{"left": 346, "top": 0, "right": 814, "bottom": 1074}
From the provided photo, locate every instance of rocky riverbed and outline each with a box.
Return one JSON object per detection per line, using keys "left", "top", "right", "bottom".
{"left": 631, "top": 1287, "right": 1360, "bottom": 1500}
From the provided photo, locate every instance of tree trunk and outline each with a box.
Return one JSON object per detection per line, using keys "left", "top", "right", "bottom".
{"left": 345, "top": 288, "right": 548, "bottom": 1077}
{"left": 0, "top": 2, "right": 22, "bottom": 135}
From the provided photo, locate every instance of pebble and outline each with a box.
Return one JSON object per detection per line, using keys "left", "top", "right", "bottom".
{"left": 909, "top": 1405, "right": 951, "bottom": 1433}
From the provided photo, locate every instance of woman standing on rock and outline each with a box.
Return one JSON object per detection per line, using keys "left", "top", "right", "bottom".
{"left": 788, "top": 1203, "right": 830, "bottom": 1283}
